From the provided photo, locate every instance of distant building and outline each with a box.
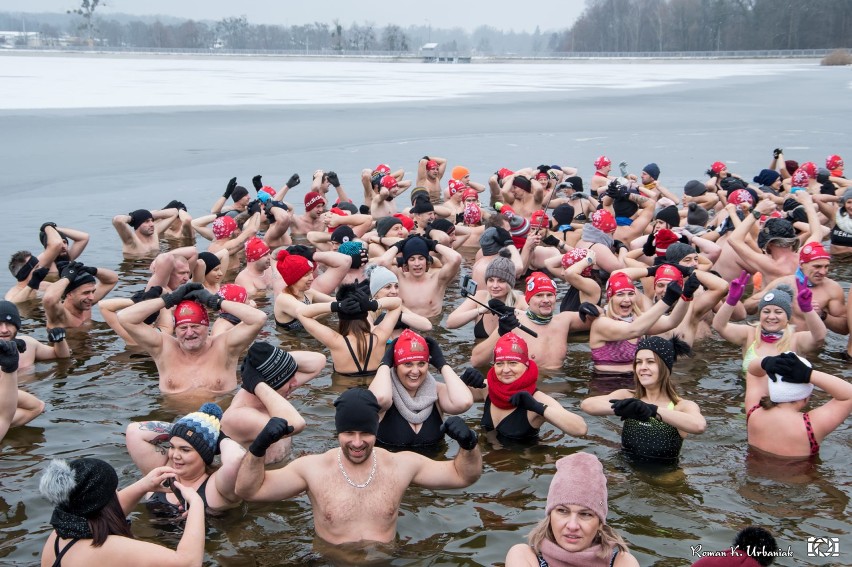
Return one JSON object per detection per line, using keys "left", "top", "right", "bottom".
{"left": 0, "top": 31, "right": 41, "bottom": 48}
{"left": 420, "top": 42, "right": 469, "bottom": 64}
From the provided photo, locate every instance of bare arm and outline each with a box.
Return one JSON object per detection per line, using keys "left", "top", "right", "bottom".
{"left": 221, "top": 301, "right": 267, "bottom": 357}
{"left": 408, "top": 444, "right": 482, "bottom": 489}
{"left": 580, "top": 388, "right": 633, "bottom": 416}
{"left": 533, "top": 391, "right": 587, "bottom": 436}
{"left": 436, "top": 366, "right": 474, "bottom": 415}
{"left": 0, "top": 369, "right": 18, "bottom": 441}
{"left": 235, "top": 451, "right": 310, "bottom": 502}
{"left": 117, "top": 298, "right": 168, "bottom": 354}
{"left": 656, "top": 399, "right": 706, "bottom": 435}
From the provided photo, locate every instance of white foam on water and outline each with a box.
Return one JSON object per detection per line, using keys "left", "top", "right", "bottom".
{"left": 0, "top": 54, "right": 816, "bottom": 110}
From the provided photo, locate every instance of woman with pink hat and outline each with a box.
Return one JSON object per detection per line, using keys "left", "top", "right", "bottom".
{"left": 505, "top": 452, "right": 639, "bottom": 566}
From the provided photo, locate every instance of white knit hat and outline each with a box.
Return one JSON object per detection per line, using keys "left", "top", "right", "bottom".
{"left": 767, "top": 353, "right": 814, "bottom": 403}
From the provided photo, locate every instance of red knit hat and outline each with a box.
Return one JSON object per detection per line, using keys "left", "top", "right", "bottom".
{"left": 711, "top": 161, "right": 727, "bottom": 174}
{"left": 594, "top": 155, "right": 611, "bottom": 169}
{"left": 393, "top": 213, "right": 414, "bottom": 232}
{"left": 174, "top": 300, "right": 209, "bottom": 326}
{"left": 493, "top": 332, "right": 529, "bottom": 364}
{"left": 245, "top": 237, "right": 270, "bottom": 262}
{"left": 393, "top": 329, "right": 429, "bottom": 365}
{"left": 217, "top": 283, "right": 248, "bottom": 304}
{"left": 591, "top": 209, "right": 616, "bottom": 234}
{"left": 728, "top": 189, "right": 754, "bottom": 206}
{"left": 525, "top": 272, "right": 557, "bottom": 303}
{"left": 276, "top": 250, "right": 314, "bottom": 286}
{"left": 654, "top": 264, "right": 684, "bottom": 287}
{"left": 654, "top": 228, "right": 679, "bottom": 256}
{"left": 800, "top": 161, "right": 817, "bottom": 178}
{"left": 799, "top": 242, "right": 831, "bottom": 264}
{"left": 212, "top": 216, "right": 237, "bottom": 240}
{"left": 791, "top": 168, "right": 809, "bottom": 188}
{"left": 606, "top": 272, "right": 636, "bottom": 300}
{"left": 561, "top": 248, "right": 593, "bottom": 277}
{"left": 530, "top": 210, "right": 549, "bottom": 229}
{"left": 304, "top": 191, "right": 325, "bottom": 212}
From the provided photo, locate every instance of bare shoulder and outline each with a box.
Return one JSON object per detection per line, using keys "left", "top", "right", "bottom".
{"left": 674, "top": 398, "right": 701, "bottom": 413}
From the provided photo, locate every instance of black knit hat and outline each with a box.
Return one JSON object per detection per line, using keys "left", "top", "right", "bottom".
{"left": 636, "top": 335, "right": 692, "bottom": 371}
{"left": 334, "top": 388, "right": 380, "bottom": 435}
{"left": 127, "top": 209, "right": 153, "bottom": 230}
{"left": 0, "top": 300, "right": 21, "bottom": 330}
{"left": 655, "top": 205, "right": 680, "bottom": 228}
{"left": 40, "top": 458, "right": 118, "bottom": 518}
{"left": 170, "top": 403, "right": 223, "bottom": 465}
{"left": 240, "top": 341, "right": 298, "bottom": 394}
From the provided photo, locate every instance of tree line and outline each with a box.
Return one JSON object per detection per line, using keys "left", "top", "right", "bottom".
{"left": 1, "top": 0, "right": 849, "bottom": 54}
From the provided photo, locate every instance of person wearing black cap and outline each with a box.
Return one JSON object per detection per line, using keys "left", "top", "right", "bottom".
{"left": 581, "top": 336, "right": 706, "bottom": 462}
{"left": 500, "top": 171, "right": 546, "bottom": 219}
{"left": 193, "top": 250, "right": 228, "bottom": 294}
{"left": 638, "top": 162, "right": 681, "bottom": 205}
{"left": 39, "top": 457, "right": 206, "bottom": 566}
{"left": 36, "top": 221, "right": 90, "bottom": 273}
{"left": 235, "top": 387, "right": 482, "bottom": 545}
{"left": 111, "top": 206, "right": 180, "bottom": 257}
{"left": 0, "top": 299, "right": 69, "bottom": 368}
{"left": 42, "top": 261, "right": 118, "bottom": 329}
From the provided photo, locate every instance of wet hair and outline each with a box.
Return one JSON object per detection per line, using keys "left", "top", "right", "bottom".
{"left": 526, "top": 514, "right": 630, "bottom": 560}
{"left": 733, "top": 527, "right": 779, "bottom": 566}
{"left": 8, "top": 251, "right": 33, "bottom": 277}
{"left": 88, "top": 494, "right": 134, "bottom": 547}
{"left": 632, "top": 350, "right": 681, "bottom": 405}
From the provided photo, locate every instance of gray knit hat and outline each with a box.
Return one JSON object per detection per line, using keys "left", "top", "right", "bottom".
{"left": 758, "top": 283, "right": 793, "bottom": 318}
{"left": 484, "top": 251, "right": 516, "bottom": 287}
{"left": 367, "top": 265, "right": 398, "bottom": 297}
{"left": 665, "top": 243, "right": 696, "bottom": 264}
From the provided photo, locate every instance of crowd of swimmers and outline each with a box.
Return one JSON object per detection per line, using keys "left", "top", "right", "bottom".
{"left": 3, "top": 150, "right": 851, "bottom": 566}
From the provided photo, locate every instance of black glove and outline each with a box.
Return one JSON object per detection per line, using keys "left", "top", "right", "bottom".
{"left": 131, "top": 286, "right": 163, "bottom": 303}
{"left": 761, "top": 352, "right": 812, "bottom": 384}
{"left": 424, "top": 237, "right": 438, "bottom": 252}
{"left": 455, "top": 212, "right": 464, "bottom": 224}
{"left": 422, "top": 155, "right": 431, "bottom": 162}
{"left": 246, "top": 199, "right": 262, "bottom": 216}
{"left": 47, "top": 327, "right": 66, "bottom": 344}
{"left": 252, "top": 175, "right": 263, "bottom": 191}
{"left": 493, "top": 227, "right": 513, "bottom": 247}
{"left": 249, "top": 418, "right": 294, "bottom": 457}
{"left": 333, "top": 295, "right": 363, "bottom": 317}
{"left": 59, "top": 261, "right": 81, "bottom": 281}
{"left": 673, "top": 264, "right": 694, "bottom": 277}
{"left": 610, "top": 398, "right": 657, "bottom": 421}
{"left": 327, "top": 171, "right": 340, "bottom": 188}
{"left": 605, "top": 180, "right": 620, "bottom": 199}
{"left": 497, "top": 311, "right": 520, "bottom": 336}
{"left": 440, "top": 416, "right": 478, "bottom": 450}
{"left": 287, "top": 245, "right": 314, "bottom": 262}
{"left": 27, "top": 267, "right": 49, "bottom": 291}
{"left": 161, "top": 282, "right": 204, "bottom": 309}
{"left": 81, "top": 265, "right": 98, "bottom": 276}
{"left": 681, "top": 273, "right": 701, "bottom": 300}
{"left": 642, "top": 232, "right": 656, "bottom": 257}
{"left": 353, "top": 289, "right": 378, "bottom": 313}
{"left": 459, "top": 367, "right": 485, "bottom": 388}
{"left": 773, "top": 148, "right": 783, "bottom": 159}
{"left": 542, "top": 234, "right": 561, "bottom": 248}
{"left": 349, "top": 246, "right": 369, "bottom": 270}
{"left": 510, "top": 391, "right": 547, "bottom": 415}
{"left": 487, "top": 298, "right": 513, "bottom": 315}
{"left": 578, "top": 302, "right": 601, "bottom": 323}
{"left": 185, "top": 287, "right": 223, "bottom": 310}
{"left": 661, "top": 281, "right": 682, "bottom": 307}
{"left": 0, "top": 339, "right": 25, "bottom": 373}
{"left": 645, "top": 264, "right": 661, "bottom": 278}
{"left": 613, "top": 240, "right": 629, "bottom": 253}
{"left": 380, "top": 338, "right": 398, "bottom": 368}
{"left": 287, "top": 173, "right": 300, "bottom": 188}
{"left": 423, "top": 335, "right": 447, "bottom": 370}
{"left": 224, "top": 177, "right": 237, "bottom": 199}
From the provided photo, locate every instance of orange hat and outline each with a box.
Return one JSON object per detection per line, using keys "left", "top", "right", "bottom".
{"left": 245, "top": 237, "right": 270, "bottom": 262}
{"left": 654, "top": 264, "right": 684, "bottom": 287}
{"left": 393, "top": 329, "right": 429, "bottom": 365}
{"left": 174, "top": 300, "right": 209, "bottom": 326}
{"left": 451, "top": 166, "right": 469, "bottom": 180}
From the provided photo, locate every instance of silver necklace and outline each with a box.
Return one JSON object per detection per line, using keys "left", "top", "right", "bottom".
{"left": 337, "top": 448, "right": 377, "bottom": 489}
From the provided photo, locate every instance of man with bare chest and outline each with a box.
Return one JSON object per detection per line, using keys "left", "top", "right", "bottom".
{"left": 235, "top": 388, "right": 481, "bottom": 545}
{"left": 117, "top": 283, "right": 266, "bottom": 395}
{"left": 112, "top": 207, "right": 180, "bottom": 257}
{"left": 415, "top": 156, "right": 447, "bottom": 204}
{"left": 235, "top": 237, "right": 273, "bottom": 297}
{"left": 291, "top": 192, "right": 328, "bottom": 235}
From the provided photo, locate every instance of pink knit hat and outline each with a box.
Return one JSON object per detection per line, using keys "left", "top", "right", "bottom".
{"left": 546, "top": 452, "right": 608, "bottom": 522}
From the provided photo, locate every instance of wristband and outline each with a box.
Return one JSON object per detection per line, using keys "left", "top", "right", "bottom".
{"left": 680, "top": 294, "right": 694, "bottom": 302}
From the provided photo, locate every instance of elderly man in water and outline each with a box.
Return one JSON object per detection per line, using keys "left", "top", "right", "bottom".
{"left": 117, "top": 282, "right": 266, "bottom": 395}
{"left": 236, "top": 388, "right": 482, "bottom": 546}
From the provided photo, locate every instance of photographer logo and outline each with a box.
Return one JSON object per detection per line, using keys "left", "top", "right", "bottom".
{"left": 807, "top": 536, "right": 839, "bottom": 557}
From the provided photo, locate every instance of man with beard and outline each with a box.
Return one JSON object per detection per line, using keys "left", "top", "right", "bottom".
{"left": 42, "top": 261, "right": 118, "bottom": 329}
{"left": 235, "top": 388, "right": 481, "bottom": 545}
{"left": 112, "top": 207, "right": 181, "bottom": 257}
{"left": 117, "top": 282, "right": 266, "bottom": 394}
{"left": 470, "top": 272, "right": 591, "bottom": 371}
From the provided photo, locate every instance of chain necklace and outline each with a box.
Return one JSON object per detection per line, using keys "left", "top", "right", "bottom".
{"left": 337, "top": 448, "right": 377, "bottom": 489}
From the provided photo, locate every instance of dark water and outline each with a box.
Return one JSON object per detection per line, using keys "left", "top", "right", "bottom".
{"left": 0, "top": 60, "right": 850, "bottom": 566}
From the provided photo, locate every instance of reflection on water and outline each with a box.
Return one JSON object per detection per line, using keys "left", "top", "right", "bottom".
{"left": 1, "top": 233, "right": 850, "bottom": 567}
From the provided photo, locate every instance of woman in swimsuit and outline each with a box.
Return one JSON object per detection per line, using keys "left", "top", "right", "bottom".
{"left": 194, "top": 250, "right": 227, "bottom": 295}
{"left": 369, "top": 329, "right": 472, "bottom": 449}
{"left": 367, "top": 265, "right": 432, "bottom": 339}
{"left": 462, "top": 332, "right": 587, "bottom": 441}
{"left": 713, "top": 276, "right": 826, "bottom": 376}
{"left": 447, "top": 250, "right": 527, "bottom": 339}
{"left": 273, "top": 248, "right": 352, "bottom": 331}
{"left": 39, "top": 457, "right": 205, "bottom": 567}
{"left": 505, "top": 452, "right": 639, "bottom": 567}
{"left": 125, "top": 403, "right": 244, "bottom": 515}
{"left": 745, "top": 352, "right": 852, "bottom": 458}
{"left": 589, "top": 272, "right": 687, "bottom": 375}
{"left": 581, "top": 336, "right": 706, "bottom": 462}
{"left": 297, "top": 283, "right": 401, "bottom": 377}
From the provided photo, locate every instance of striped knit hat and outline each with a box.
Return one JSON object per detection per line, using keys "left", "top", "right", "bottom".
{"left": 170, "top": 403, "right": 223, "bottom": 465}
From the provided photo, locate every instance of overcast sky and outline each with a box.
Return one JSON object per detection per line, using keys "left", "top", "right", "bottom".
{"left": 4, "top": 0, "right": 587, "bottom": 33}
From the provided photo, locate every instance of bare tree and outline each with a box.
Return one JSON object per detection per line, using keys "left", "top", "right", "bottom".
{"left": 67, "top": 0, "right": 102, "bottom": 46}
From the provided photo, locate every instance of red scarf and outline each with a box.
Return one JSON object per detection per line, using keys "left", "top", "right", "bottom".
{"left": 594, "top": 171, "right": 608, "bottom": 178}
{"left": 486, "top": 361, "right": 539, "bottom": 410}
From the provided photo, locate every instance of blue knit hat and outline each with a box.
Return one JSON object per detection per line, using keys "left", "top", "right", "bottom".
{"left": 170, "top": 403, "right": 223, "bottom": 465}
{"left": 643, "top": 163, "right": 660, "bottom": 180}
{"left": 753, "top": 168, "right": 781, "bottom": 187}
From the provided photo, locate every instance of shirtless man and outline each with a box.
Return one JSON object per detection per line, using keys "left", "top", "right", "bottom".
{"left": 42, "top": 261, "right": 118, "bottom": 329}
{"left": 37, "top": 222, "right": 89, "bottom": 272}
{"left": 212, "top": 178, "right": 251, "bottom": 217}
{"left": 112, "top": 207, "right": 180, "bottom": 257}
{"left": 235, "top": 237, "right": 273, "bottom": 297}
{"left": 415, "top": 156, "right": 448, "bottom": 204}
{"left": 590, "top": 155, "right": 615, "bottom": 197}
{"left": 192, "top": 210, "right": 261, "bottom": 267}
{"left": 0, "top": 300, "right": 69, "bottom": 368}
{"left": 235, "top": 388, "right": 481, "bottom": 545}
{"left": 360, "top": 164, "right": 410, "bottom": 205}
{"left": 0, "top": 339, "right": 41, "bottom": 441}
{"left": 470, "top": 272, "right": 589, "bottom": 371}
{"left": 376, "top": 235, "right": 461, "bottom": 318}
{"left": 117, "top": 283, "right": 266, "bottom": 395}
{"left": 499, "top": 174, "right": 544, "bottom": 219}
{"left": 290, "top": 192, "right": 328, "bottom": 235}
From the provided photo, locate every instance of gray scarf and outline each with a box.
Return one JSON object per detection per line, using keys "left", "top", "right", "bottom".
{"left": 581, "top": 223, "right": 614, "bottom": 249}
{"left": 390, "top": 368, "right": 438, "bottom": 424}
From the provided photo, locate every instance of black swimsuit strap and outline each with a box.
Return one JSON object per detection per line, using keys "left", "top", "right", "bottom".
{"left": 342, "top": 335, "right": 365, "bottom": 374}
{"left": 52, "top": 537, "right": 80, "bottom": 567}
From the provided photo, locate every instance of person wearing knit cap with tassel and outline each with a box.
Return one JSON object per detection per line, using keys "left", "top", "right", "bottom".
{"left": 447, "top": 250, "right": 528, "bottom": 339}
{"left": 39, "top": 457, "right": 207, "bottom": 566}
{"left": 465, "top": 332, "right": 587, "bottom": 441}
{"left": 235, "top": 236, "right": 274, "bottom": 297}
{"left": 118, "top": 282, "right": 267, "bottom": 394}
{"left": 745, "top": 352, "right": 852, "bottom": 458}
{"left": 582, "top": 336, "right": 705, "bottom": 463}
{"left": 235, "top": 387, "right": 482, "bottom": 546}
{"left": 125, "top": 402, "right": 246, "bottom": 515}
{"left": 713, "top": 278, "right": 826, "bottom": 377}
{"left": 505, "top": 452, "right": 638, "bottom": 567}
{"left": 368, "top": 329, "right": 473, "bottom": 449}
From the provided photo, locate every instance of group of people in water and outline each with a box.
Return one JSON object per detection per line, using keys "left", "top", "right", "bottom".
{"left": 4, "top": 149, "right": 851, "bottom": 566}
